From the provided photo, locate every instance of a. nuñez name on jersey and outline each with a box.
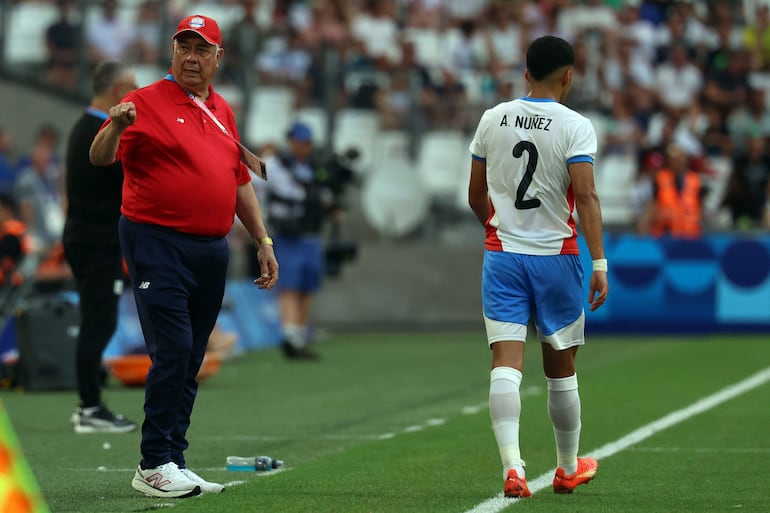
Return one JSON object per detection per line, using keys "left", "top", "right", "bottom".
{"left": 501, "top": 115, "right": 553, "bottom": 131}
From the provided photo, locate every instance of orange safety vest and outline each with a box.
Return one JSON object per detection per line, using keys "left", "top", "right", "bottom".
{"left": 0, "top": 220, "right": 31, "bottom": 254}
{"left": 651, "top": 169, "right": 702, "bottom": 238}
{"left": 0, "top": 219, "right": 30, "bottom": 286}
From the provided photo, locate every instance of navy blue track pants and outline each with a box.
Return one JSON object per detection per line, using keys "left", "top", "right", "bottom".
{"left": 119, "top": 216, "right": 228, "bottom": 469}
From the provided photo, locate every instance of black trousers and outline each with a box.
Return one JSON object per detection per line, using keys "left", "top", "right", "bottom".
{"left": 119, "top": 217, "right": 228, "bottom": 469}
{"left": 62, "top": 240, "right": 123, "bottom": 407}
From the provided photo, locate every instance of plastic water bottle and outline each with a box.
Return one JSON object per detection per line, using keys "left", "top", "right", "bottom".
{"left": 226, "top": 456, "right": 284, "bottom": 472}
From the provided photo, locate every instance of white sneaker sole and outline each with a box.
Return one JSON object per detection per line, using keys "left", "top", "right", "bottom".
{"left": 131, "top": 478, "right": 201, "bottom": 499}
{"left": 197, "top": 482, "right": 225, "bottom": 494}
{"left": 179, "top": 468, "right": 225, "bottom": 494}
{"left": 74, "top": 423, "right": 137, "bottom": 434}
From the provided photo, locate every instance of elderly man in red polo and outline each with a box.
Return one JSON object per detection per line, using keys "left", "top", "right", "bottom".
{"left": 90, "top": 14, "right": 278, "bottom": 498}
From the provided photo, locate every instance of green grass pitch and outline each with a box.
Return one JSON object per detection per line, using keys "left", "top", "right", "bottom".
{"left": 2, "top": 332, "right": 768, "bottom": 513}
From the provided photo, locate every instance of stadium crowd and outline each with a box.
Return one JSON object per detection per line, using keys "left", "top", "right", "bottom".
{"left": 2, "top": 0, "right": 770, "bottom": 279}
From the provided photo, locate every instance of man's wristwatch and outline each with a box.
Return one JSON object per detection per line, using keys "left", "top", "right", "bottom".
{"left": 255, "top": 237, "right": 274, "bottom": 247}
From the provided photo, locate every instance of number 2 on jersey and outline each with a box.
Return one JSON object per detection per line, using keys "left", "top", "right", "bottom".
{"left": 513, "top": 141, "right": 541, "bottom": 210}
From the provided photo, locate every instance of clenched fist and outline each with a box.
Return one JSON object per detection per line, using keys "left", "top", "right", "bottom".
{"left": 110, "top": 102, "right": 137, "bottom": 128}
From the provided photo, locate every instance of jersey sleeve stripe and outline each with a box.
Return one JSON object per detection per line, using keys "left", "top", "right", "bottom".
{"left": 471, "top": 154, "right": 486, "bottom": 162}
{"left": 567, "top": 155, "right": 594, "bottom": 164}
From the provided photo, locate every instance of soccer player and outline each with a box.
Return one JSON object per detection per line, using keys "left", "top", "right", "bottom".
{"left": 467, "top": 35, "right": 609, "bottom": 498}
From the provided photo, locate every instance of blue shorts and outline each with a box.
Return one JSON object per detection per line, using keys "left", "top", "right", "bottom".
{"left": 274, "top": 235, "right": 324, "bottom": 293}
{"left": 482, "top": 251, "right": 585, "bottom": 349}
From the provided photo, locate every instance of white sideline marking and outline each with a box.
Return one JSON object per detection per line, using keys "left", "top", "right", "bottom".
{"left": 198, "top": 388, "right": 544, "bottom": 446}
{"left": 631, "top": 447, "right": 770, "bottom": 454}
{"left": 463, "top": 366, "right": 770, "bottom": 513}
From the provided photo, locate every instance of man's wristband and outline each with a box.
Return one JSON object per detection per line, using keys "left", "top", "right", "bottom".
{"left": 255, "top": 237, "right": 273, "bottom": 247}
{"left": 592, "top": 258, "right": 608, "bottom": 272}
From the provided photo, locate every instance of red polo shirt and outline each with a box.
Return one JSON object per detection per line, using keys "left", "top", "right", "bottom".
{"left": 106, "top": 78, "right": 250, "bottom": 237}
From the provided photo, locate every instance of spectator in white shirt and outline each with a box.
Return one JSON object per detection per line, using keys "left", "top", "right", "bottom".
{"left": 351, "top": 0, "right": 402, "bottom": 68}
{"left": 85, "top": 0, "right": 137, "bottom": 64}
{"left": 654, "top": 43, "right": 703, "bottom": 116}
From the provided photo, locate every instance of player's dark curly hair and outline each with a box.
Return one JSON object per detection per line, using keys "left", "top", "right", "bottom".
{"left": 526, "top": 36, "right": 575, "bottom": 82}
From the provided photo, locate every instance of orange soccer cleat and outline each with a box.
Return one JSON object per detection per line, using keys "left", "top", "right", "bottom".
{"left": 503, "top": 469, "right": 532, "bottom": 498}
{"left": 553, "top": 457, "right": 598, "bottom": 494}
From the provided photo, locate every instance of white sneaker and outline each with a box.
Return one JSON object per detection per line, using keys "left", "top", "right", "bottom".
{"left": 131, "top": 462, "right": 201, "bottom": 498}
{"left": 180, "top": 468, "right": 225, "bottom": 494}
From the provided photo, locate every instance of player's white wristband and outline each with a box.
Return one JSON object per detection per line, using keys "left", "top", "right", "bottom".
{"left": 592, "top": 258, "right": 608, "bottom": 272}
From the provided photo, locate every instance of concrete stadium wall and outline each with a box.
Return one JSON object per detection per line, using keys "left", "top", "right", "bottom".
{"left": 0, "top": 78, "right": 83, "bottom": 157}
{"left": 314, "top": 240, "right": 485, "bottom": 331}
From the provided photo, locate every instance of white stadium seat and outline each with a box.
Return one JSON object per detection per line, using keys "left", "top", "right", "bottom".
{"left": 402, "top": 27, "right": 445, "bottom": 69}
{"left": 181, "top": 2, "right": 246, "bottom": 32}
{"left": 4, "top": 3, "right": 60, "bottom": 65}
{"left": 362, "top": 158, "right": 429, "bottom": 238}
{"left": 595, "top": 154, "right": 638, "bottom": 225}
{"left": 132, "top": 64, "right": 165, "bottom": 88}
{"left": 244, "top": 86, "right": 295, "bottom": 148}
{"left": 372, "top": 130, "right": 411, "bottom": 163}
{"left": 416, "top": 130, "right": 468, "bottom": 201}
{"left": 332, "top": 108, "right": 380, "bottom": 175}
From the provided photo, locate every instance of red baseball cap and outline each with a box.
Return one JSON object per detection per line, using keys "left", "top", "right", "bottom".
{"left": 173, "top": 14, "right": 222, "bottom": 46}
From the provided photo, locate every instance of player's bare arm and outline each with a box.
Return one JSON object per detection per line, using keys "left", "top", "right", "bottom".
{"left": 569, "top": 160, "right": 608, "bottom": 311}
{"left": 468, "top": 157, "right": 490, "bottom": 226}
{"left": 89, "top": 101, "right": 136, "bottom": 166}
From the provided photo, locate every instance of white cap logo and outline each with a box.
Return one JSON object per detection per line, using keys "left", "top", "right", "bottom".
{"left": 189, "top": 16, "right": 205, "bottom": 29}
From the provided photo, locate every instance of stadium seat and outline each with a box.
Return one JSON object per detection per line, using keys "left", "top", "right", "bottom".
{"left": 416, "top": 130, "right": 468, "bottom": 201}
{"left": 3, "top": 3, "right": 59, "bottom": 66}
{"left": 332, "top": 108, "right": 380, "bottom": 175}
{"left": 453, "top": 135, "right": 475, "bottom": 211}
{"left": 344, "top": 69, "right": 391, "bottom": 97}
{"left": 244, "top": 86, "right": 295, "bottom": 148}
{"left": 361, "top": 158, "right": 429, "bottom": 238}
{"left": 132, "top": 64, "right": 165, "bottom": 88}
{"left": 294, "top": 107, "right": 330, "bottom": 147}
{"left": 216, "top": 84, "right": 245, "bottom": 122}
{"left": 589, "top": 112, "right": 609, "bottom": 155}
{"left": 595, "top": 154, "right": 638, "bottom": 226}
{"left": 457, "top": 70, "right": 485, "bottom": 106}
{"left": 402, "top": 27, "right": 446, "bottom": 69}
{"left": 83, "top": 2, "right": 140, "bottom": 25}
{"left": 181, "top": 2, "right": 246, "bottom": 32}
{"left": 372, "top": 130, "right": 411, "bottom": 163}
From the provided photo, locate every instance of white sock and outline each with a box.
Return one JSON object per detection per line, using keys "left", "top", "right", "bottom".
{"left": 283, "top": 324, "right": 306, "bottom": 348}
{"left": 547, "top": 374, "right": 581, "bottom": 475}
{"left": 490, "top": 367, "right": 525, "bottom": 479}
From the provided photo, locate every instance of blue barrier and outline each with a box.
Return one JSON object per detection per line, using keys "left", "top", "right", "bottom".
{"left": 579, "top": 233, "right": 770, "bottom": 333}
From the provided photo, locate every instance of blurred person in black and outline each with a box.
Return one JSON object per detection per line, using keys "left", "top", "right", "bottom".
{"left": 63, "top": 61, "right": 138, "bottom": 433}
{"left": 255, "top": 122, "right": 348, "bottom": 360}
{"left": 724, "top": 135, "right": 770, "bottom": 228}
{"left": 45, "top": 0, "right": 81, "bottom": 92}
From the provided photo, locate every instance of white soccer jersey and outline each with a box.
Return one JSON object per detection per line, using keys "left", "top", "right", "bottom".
{"left": 469, "top": 97, "right": 597, "bottom": 255}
